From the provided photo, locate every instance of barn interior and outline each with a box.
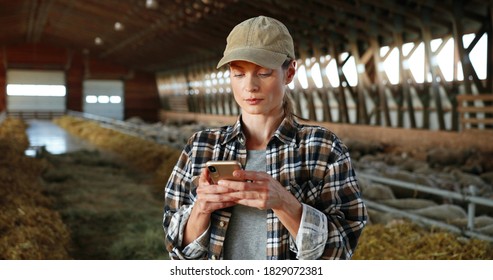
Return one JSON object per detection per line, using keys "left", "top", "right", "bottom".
{"left": 1, "top": 0, "right": 493, "bottom": 261}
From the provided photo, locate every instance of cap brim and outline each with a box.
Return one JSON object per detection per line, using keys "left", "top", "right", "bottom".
{"left": 217, "top": 48, "right": 288, "bottom": 69}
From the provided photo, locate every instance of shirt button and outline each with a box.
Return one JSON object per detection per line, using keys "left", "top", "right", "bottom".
{"left": 219, "top": 221, "right": 225, "bottom": 227}
{"left": 238, "top": 136, "right": 245, "bottom": 145}
{"left": 211, "top": 255, "right": 217, "bottom": 260}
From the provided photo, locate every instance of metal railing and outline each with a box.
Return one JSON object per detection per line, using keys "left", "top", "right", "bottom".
{"left": 66, "top": 110, "right": 149, "bottom": 140}
{"left": 359, "top": 172, "right": 493, "bottom": 242}
{"left": 7, "top": 110, "right": 65, "bottom": 120}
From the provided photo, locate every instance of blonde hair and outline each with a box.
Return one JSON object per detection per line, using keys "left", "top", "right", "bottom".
{"left": 281, "top": 59, "right": 304, "bottom": 121}
{"left": 282, "top": 92, "right": 295, "bottom": 121}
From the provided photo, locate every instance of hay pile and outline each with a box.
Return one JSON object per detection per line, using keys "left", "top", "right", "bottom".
{"left": 41, "top": 149, "right": 168, "bottom": 260}
{"left": 0, "top": 118, "right": 71, "bottom": 259}
{"left": 53, "top": 116, "right": 181, "bottom": 192}
{"left": 353, "top": 220, "right": 493, "bottom": 259}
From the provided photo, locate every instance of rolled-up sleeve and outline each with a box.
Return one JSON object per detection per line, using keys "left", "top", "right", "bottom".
{"left": 164, "top": 204, "right": 211, "bottom": 259}
{"left": 293, "top": 135, "right": 368, "bottom": 260}
{"left": 294, "top": 203, "right": 328, "bottom": 259}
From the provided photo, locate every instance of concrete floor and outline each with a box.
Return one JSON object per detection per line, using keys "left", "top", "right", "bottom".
{"left": 25, "top": 119, "right": 94, "bottom": 155}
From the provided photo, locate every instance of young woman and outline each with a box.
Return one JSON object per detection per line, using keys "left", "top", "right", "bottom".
{"left": 163, "top": 15, "right": 368, "bottom": 260}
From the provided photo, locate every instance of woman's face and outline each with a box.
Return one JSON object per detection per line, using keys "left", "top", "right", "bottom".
{"left": 229, "top": 60, "right": 294, "bottom": 118}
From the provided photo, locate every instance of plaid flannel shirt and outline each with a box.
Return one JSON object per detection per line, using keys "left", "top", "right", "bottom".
{"left": 163, "top": 116, "right": 367, "bottom": 260}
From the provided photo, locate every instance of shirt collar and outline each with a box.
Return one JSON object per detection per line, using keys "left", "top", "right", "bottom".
{"left": 221, "top": 115, "right": 244, "bottom": 145}
{"left": 273, "top": 117, "right": 298, "bottom": 146}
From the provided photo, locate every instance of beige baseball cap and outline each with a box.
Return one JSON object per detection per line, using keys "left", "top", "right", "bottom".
{"left": 217, "top": 16, "right": 295, "bottom": 69}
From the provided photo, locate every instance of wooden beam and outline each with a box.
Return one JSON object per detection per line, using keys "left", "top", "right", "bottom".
{"left": 489, "top": 2, "right": 493, "bottom": 93}
{"left": 452, "top": 3, "right": 473, "bottom": 94}
{"left": 349, "top": 40, "right": 370, "bottom": 124}
{"left": 329, "top": 44, "right": 350, "bottom": 123}
{"left": 369, "top": 37, "right": 392, "bottom": 126}
{"left": 311, "top": 47, "right": 333, "bottom": 122}
{"left": 315, "top": 0, "right": 417, "bottom": 35}
{"left": 32, "top": 0, "right": 56, "bottom": 42}
{"left": 422, "top": 9, "right": 446, "bottom": 130}
{"left": 394, "top": 31, "right": 416, "bottom": 128}
{"left": 25, "top": 0, "right": 38, "bottom": 42}
{"left": 358, "top": 0, "right": 440, "bottom": 32}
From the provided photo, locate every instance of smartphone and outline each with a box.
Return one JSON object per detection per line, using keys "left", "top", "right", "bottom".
{"left": 205, "top": 160, "right": 243, "bottom": 184}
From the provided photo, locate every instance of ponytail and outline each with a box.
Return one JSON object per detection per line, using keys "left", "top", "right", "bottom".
{"left": 281, "top": 59, "right": 306, "bottom": 122}
{"left": 282, "top": 93, "right": 295, "bottom": 121}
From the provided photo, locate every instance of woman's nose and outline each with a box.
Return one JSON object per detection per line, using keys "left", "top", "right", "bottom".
{"left": 245, "top": 75, "right": 259, "bottom": 92}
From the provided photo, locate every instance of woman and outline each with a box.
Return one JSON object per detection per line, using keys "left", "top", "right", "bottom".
{"left": 163, "top": 15, "right": 367, "bottom": 260}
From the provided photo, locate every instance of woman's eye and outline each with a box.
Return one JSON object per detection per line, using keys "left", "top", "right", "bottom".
{"left": 258, "top": 72, "right": 272, "bottom": 77}
{"left": 233, "top": 72, "right": 244, "bottom": 77}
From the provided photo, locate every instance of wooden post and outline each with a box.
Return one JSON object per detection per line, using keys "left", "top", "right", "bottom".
{"left": 298, "top": 47, "right": 318, "bottom": 121}
{"left": 349, "top": 39, "right": 369, "bottom": 125}
{"left": 313, "top": 46, "right": 332, "bottom": 122}
{"left": 453, "top": 0, "right": 478, "bottom": 127}
{"left": 369, "top": 37, "right": 392, "bottom": 126}
{"left": 394, "top": 28, "right": 416, "bottom": 129}
{"left": 292, "top": 46, "right": 305, "bottom": 118}
{"left": 489, "top": 2, "right": 493, "bottom": 93}
{"left": 422, "top": 9, "right": 446, "bottom": 130}
{"left": 330, "top": 43, "right": 350, "bottom": 123}
{"left": 0, "top": 47, "right": 7, "bottom": 113}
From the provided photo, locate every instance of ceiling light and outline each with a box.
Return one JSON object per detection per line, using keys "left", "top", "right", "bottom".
{"left": 94, "top": 37, "right": 103, "bottom": 45}
{"left": 114, "top": 22, "right": 124, "bottom": 31}
{"left": 145, "top": 0, "right": 158, "bottom": 9}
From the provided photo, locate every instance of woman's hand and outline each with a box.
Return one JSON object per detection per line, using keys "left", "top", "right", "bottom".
{"left": 219, "top": 170, "right": 303, "bottom": 238}
{"left": 194, "top": 167, "right": 239, "bottom": 214}
{"left": 218, "top": 170, "right": 289, "bottom": 210}
{"left": 183, "top": 167, "right": 238, "bottom": 246}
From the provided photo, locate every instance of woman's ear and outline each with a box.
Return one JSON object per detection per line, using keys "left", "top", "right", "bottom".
{"left": 285, "top": 60, "right": 297, "bottom": 84}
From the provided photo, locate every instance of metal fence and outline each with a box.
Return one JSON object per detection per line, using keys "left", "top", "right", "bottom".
{"left": 359, "top": 172, "right": 493, "bottom": 242}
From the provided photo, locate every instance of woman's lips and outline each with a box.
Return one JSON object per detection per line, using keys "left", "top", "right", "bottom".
{"left": 244, "top": 98, "right": 263, "bottom": 105}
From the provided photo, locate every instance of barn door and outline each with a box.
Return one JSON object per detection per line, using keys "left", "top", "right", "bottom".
{"left": 83, "top": 80, "right": 124, "bottom": 120}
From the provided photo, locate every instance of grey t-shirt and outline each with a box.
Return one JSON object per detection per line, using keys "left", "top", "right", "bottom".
{"left": 223, "top": 149, "right": 267, "bottom": 260}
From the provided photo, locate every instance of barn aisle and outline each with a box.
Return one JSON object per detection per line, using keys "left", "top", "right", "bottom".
{"left": 20, "top": 119, "right": 169, "bottom": 259}
{"left": 25, "top": 119, "right": 94, "bottom": 154}
{"left": 39, "top": 146, "right": 168, "bottom": 260}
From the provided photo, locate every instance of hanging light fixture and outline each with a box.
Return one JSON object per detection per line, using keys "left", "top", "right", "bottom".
{"left": 145, "top": 0, "right": 158, "bottom": 9}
